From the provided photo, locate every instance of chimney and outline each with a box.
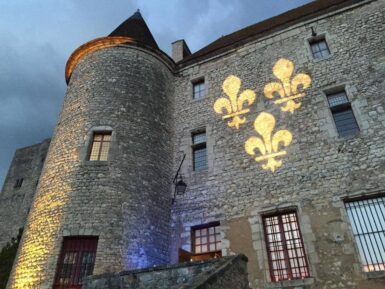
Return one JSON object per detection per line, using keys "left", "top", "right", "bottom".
{"left": 172, "top": 39, "right": 191, "bottom": 62}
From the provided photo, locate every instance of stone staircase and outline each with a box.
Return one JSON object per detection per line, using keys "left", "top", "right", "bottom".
{"left": 83, "top": 254, "right": 249, "bottom": 289}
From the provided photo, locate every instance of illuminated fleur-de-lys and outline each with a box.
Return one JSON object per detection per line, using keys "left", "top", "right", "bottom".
{"left": 245, "top": 112, "right": 292, "bottom": 172}
{"left": 214, "top": 75, "right": 256, "bottom": 129}
{"left": 264, "top": 58, "right": 311, "bottom": 113}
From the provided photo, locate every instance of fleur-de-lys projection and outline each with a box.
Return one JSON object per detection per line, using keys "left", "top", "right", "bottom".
{"left": 245, "top": 112, "right": 292, "bottom": 172}
{"left": 264, "top": 58, "right": 311, "bottom": 113}
{"left": 214, "top": 75, "right": 256, "bottom": 129}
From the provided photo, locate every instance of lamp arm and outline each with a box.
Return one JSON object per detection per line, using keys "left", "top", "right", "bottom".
{"left": 173, "top": 153, "right": 186, "bottom": 184}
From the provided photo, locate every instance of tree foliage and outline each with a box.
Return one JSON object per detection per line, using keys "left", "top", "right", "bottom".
{"left": 0, "top": 228, "right": 23, "bottom": 289}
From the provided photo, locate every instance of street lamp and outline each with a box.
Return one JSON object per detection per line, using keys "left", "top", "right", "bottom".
{"left": 172, "top": 154, "right": 187, "bottom": 203}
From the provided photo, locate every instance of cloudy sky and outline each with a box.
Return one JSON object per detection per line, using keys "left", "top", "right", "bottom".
{"left": 0, "top": 0, "right": 311, "bottom": 185}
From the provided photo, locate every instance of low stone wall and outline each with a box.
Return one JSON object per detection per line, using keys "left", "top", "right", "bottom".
{"left": 82, "top": 254, "right": 249, "bottom": 289}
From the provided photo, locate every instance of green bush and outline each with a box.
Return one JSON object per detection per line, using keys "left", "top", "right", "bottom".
{"left": 0, "top": 228, "right": 23, "bottom": 289}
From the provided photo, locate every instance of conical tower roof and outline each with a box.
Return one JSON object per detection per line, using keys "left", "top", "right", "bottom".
{"left": 109, "top": 10, "right": 159, "bottom": 50}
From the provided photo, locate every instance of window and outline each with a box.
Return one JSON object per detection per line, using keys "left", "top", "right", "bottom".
{"left": 263, "top": 211, "right": 310, "bottom": 282}
{"left": 192, "top": 79, "right": 205, "bottom": 99}
{"left": 345, "top": 196, "right": 385, "bottom": 272}
{"left": 192, "top": 131, "right": 207, "bottom": 171}
{"left": 327, "top": 91, "right": 359, "bottom": 137}
{"left": 14, "top": 178, "right": 23, "bottom": 189}
{"left": 309, "top": 38, "right": 330, "bottom": 59}
{"left": 192, "top": 222, "right": 221, "bottom": 257}
{"left": 88, "top": 132, "right": 111, "bottom": 161}
{"left": 53, "top": 236, "right": 98, "bottom": 289}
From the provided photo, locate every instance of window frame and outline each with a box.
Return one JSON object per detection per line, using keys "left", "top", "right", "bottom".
{"left": 191, "top": 221, "right": 221, "bottom": 258}
{"left": 192, "top": 78, "right": 206, "bottom": 100}
{"left": 344, "top": 195, "right": 385, "bottom": 273}
{"left": 308, "top": 35, "right": 331, "bottom": 61}
{"left": 87, "top": 131, "right": 112, "bottom": 161}
{"left": 262, "top": 210, "right": 310, "bottom": 282}
{"left": 191, "top": 130, "right": 208, "bottom": 172}
{"left": 326, "top": 90, "right": 360, "bottom": 138}
{"left": 53, "top": 236, "right": 98, "bottom": 289}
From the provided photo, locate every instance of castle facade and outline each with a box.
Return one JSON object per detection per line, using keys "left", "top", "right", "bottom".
{"left": 2, "top": 0, "right": 385, "bottom": 288}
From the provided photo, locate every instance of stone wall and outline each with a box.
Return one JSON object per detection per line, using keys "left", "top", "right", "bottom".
{"left": 3, "top": 1, "right": 385, "bottom": 289}
{"left": 0, "top": 139, "right": 50, "bottom": 248}
{"left": 7, "top": 44, "right": 175, "bottom": 289}
{"left": 82, "top": 255, "right": 249, "bottom": 289}
{"left": 171, "top": 1, "right": 385, "bottom": 288}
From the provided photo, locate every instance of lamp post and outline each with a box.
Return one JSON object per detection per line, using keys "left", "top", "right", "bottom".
{"left": 172, "top": 154, "right": 187, "bottom": 203}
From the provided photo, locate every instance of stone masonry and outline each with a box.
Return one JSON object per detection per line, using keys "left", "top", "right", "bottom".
{"left": 82, "top": 255, "right": 249, "bottom": 289}
{"left": 3, "top": 0, "right": 385, "bottom": 289}
{"left": 170, "top": 1, "right": 385, "bottom": 288}
{"left": 6, "top": 45, "right": 175, "bottom": 289}
{"left": 0, "top": 139, "right": 50, "bottom": 248}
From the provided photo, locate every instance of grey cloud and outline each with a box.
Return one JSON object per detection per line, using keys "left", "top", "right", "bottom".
{"left": 0, "top": 0, "right": 311, "bottom": 185}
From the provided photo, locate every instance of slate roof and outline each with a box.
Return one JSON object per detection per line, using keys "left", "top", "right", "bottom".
{"left": 179, "top": 0, "right": 364, "bottom": 65}
{"left": 109, "top": 10, "right": 159, "bottom": 50}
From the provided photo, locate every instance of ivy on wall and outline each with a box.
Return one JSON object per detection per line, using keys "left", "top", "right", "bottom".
{"left": 0, "top": 228, "right": 23, "bottom": 289}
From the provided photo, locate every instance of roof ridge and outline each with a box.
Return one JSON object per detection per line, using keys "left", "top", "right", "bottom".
{"left": 179, "top": 0, "right": 365, "bottom": 66}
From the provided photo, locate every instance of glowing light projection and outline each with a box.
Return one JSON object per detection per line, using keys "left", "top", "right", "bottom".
{"left": 245, "top": 112, "right": 292, "bottom": 172}
{"left": 264, "top": 58, "right": 311, "bottom": 113}
{"left": 214, "top": 75, "right": 256, "bottom": 129}
{"left": 8, "top": 137, "right": 79, "bottom": 289}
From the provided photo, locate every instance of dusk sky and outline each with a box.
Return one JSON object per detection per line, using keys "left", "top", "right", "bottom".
{"left": 0, "top": 0, "right": 311, "bottom": 185}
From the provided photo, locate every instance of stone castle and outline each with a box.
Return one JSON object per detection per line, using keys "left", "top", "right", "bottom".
{"left": 2, "top": 0, "right": 385, "bottom": 288}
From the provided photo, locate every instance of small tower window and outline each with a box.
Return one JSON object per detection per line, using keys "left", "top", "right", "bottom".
{"left": 14, "top": 178, "right": 23, "bottom": 189}
{"left": 327, "top": 91, "right": 359, "bottom": 137}
{"left": 309, "top": 38, "right": 330, "bottom": 59}
{"left": 192, "top": 79, "right": 205, "bottom": 99}
{"left": 53, "top": 236, "right": 98, "bottom": 289}
{"left": 192, "top": 131, "right": 207, "bottom": 171}
{"left": 88, "top": 132, "right": 112, "bottom": 161}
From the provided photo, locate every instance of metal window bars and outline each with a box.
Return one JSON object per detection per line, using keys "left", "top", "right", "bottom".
{"left": 53, "top": 236, "right": 98, "bottom": 289}
{"left": 345, "top": 197, "right": 385, "bottom": 272}
{"left": 263, "top": 211, "right": 310, "bottom": 282}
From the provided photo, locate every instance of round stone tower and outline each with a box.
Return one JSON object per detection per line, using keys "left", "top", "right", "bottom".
{"left": 8, "top": 11, "right": 175, "bottom": 289}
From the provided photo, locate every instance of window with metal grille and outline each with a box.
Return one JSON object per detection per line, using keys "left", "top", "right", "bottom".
{"left": 88, "top": 132, "right": 111, "bottom": 161}
{"left": 263, "top": 211, "right": 310, "bottom": 282}
{"left": 327, "top": 91, "right": 359, "bottom": 137}
{"left": 345, "top": 196, "right": 385, "bottom": 272}
{"left": 193, "top": 79, "right": 205, "bottom": 99}
{"left": 53, "top": 236, "right": 98, "bottom": 289}
{"left": 310, "top": 38, "right": 330, "bottom": 59}
{"left": 192, "top": 222, "right": 221, "bottom": 256}
{"left": 192, "top": 131, "right": 207, "bottom": 171}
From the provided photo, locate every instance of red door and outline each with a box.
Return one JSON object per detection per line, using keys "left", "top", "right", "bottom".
{"left": 53, "top": 236, "right": 98, "bottom": 289}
